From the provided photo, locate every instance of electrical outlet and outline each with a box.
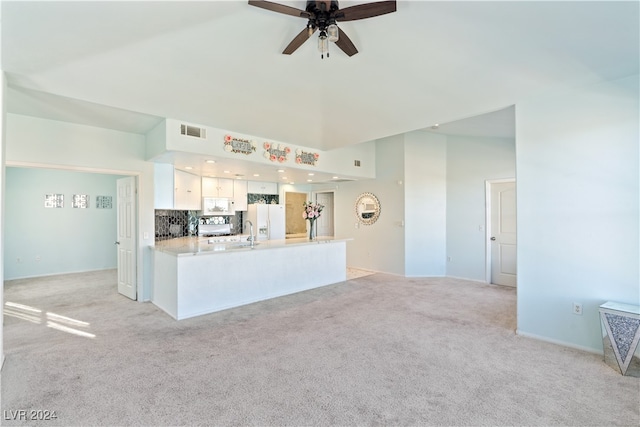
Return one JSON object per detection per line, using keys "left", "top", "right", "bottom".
{"left": 573, "top": 302, "right": 583, "bottom": 315}
{"left": 35, "top": 255, "right": 41, "bottom": 262}
{"left": 447, "top": 256, "right": 452, "bottom": 262}
{"left": 16, "top": 257, "right": 21, "bottom": 264}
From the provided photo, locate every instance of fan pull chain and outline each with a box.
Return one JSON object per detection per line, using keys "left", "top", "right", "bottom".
{"left": 322, "top": 43, "right": 329, "bottom": 59}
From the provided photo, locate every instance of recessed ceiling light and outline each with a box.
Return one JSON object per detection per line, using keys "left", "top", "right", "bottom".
{"left": 308, "top": 173, "right": 314, "bottom": 176}
{"left": 223, "top": 170, "right": 231, "bottom": 173}
{"left": 431, "top": 124, "right": 439, "bottom": 129}
{"left": 282, "top": 176, "right": 288, "bottom": 180}
{"left": 277, "top": 169, "right": 285, "bottom": 173}
{"left": 253, "top": 174, "right": 260, "bottom": 177}
{"left": 184, "top": 166, "right": 193, "bottom": 170}
{"left": 289, "top": 182, "right": 295, "bottom": 185}
{"left": 333, "top": 176, "right": 339, "bottom": 179}
{"left": 205, "top": 160, "right": 216, "bottom": 164}
{"left": 307, "top": 179, "right": 313, "bottom": 182}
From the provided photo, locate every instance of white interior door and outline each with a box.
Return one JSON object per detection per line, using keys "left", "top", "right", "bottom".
{"left": 315, "top": 192, "right": 334, "bottom": 237}
{"left": 116, "top": 177, "right": 137, "bottom": 300}
{"left": 489, "top": 181, "right": 517, "bottom": 287}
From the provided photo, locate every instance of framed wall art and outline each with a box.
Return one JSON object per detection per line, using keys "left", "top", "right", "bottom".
{"left": 44, "top": 194, "right": 64, "bottom": 208}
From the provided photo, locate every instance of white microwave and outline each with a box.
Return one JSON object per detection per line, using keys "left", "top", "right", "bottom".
{"left": 202, "top": 198, "right": 235, "bottom": 215}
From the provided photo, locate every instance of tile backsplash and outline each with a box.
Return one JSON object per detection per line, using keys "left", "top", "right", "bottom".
{"left": 155, "top": 194, "right": 279, "bottom": 240}
{"left": 200, "top": 212, "right": 243, "bottom": 234}
{"left": 247, "top": 193, "right": 279, "bottom": 205}
{"left": 155, "top": 209, "right": 245, "bottom": 240}
{"left": 155, "top": 210, "right": 189, "bottom": 240}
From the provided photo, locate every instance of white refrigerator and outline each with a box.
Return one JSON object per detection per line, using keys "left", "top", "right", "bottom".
{"left": 246, "top": 204, "right": 285, "bottom": 241}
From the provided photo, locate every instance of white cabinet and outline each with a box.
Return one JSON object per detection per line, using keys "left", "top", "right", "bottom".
{"left": 247, "top": 180, "right": 278, "bottom": 195}
{"left": 175, "top": 170, "right": 201, "bottom": 210}
{"left": 154, "top": 163, "right": 174, "bottom": 210}
{"left": 233, "top": 180, "right": 248, "bottom": 211}
{"left": 202, "top": 177, "right": 234, "bottom": 198}
{"left": 154, "top": 164, "right": 201, "bottom": 210}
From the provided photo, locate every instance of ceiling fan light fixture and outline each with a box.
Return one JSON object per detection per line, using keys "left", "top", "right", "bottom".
{"left": 248, "top": 0, "right": 397, "bottom": 58}
{"left": 318, "top": 30, "right": 329, "bottom": 58}
{"left": 327, "top": 23, "right": 339, "bottom": 42}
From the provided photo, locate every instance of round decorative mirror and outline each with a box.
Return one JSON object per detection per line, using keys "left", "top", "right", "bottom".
{"left": 355, "top": 192, "right": 381, "bottom": 225}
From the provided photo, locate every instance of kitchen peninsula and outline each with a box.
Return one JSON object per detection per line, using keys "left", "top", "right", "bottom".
{"left": 151, "top": 236, "right": 348, "bottom": 320}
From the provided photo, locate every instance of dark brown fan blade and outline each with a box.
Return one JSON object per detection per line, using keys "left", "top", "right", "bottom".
{"left": 334, "top": 27, "right": 358, "bottom": 57}
{"left": 283, "top": 27, "right": 317, "bottom": 55}
{"left": 335, "top": 1, "right": 396, "bottom": 21}
{"left": 248, "top": 0, "right": 310, "bottom": 19}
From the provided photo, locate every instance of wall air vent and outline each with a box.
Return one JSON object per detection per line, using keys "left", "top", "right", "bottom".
{"left": 354, "top": 160, "right": 361, "bottom": 167}
{"left": 180, "top": 124, "right": 207, "bottom": 139}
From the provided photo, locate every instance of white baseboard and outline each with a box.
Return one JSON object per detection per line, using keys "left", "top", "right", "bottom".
{"left": 516, "top": 329, "right": 603, "bottom": 355}
{"left": 347, "top": 266, "right": 401, "bottom": 277}
{"left": 444, "top": 275, "right": 487, "bottom": 283}
{"left": 4, "top": 267, "right": 116, "bottom": 282}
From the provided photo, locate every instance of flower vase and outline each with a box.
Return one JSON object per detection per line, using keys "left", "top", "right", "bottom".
{"left": 308, "top": 219, "right": 315, "bottom": 240}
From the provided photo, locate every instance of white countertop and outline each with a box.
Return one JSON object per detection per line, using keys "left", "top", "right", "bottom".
{"left": 153, "top": 235, "right": 349, "bottom": 256}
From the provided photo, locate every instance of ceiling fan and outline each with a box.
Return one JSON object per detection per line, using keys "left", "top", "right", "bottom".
{"left": 248, "top": 0, "right": 397, "bottom": 58}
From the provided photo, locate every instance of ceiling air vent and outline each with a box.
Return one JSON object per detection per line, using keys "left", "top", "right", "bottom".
{"left": 180, "top": 124, "right": 207, "bottom": 139}
{"left": 354, "top": 160, "right": 361, "bottom": 167}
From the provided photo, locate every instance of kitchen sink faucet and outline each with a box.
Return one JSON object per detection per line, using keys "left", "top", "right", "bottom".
{"left": 244, "top": 220, "right": 255, "bottom": 248}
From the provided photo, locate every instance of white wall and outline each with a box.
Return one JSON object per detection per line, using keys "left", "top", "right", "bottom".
{"left": 404, "top": 131, "right": 447, "bottom": 277}
{"left": 317, "top": 130, "right": 510, "bottom": 280}
{"left": 1, "top": 72, "right": 7, "bottom": 367}
{"left": 5, "top": 114, "right": 156, "bottom": 300}
{"left": 4, "top": 167, "right": 124, "bottom": 280}
{"left": 367, "top": 136, "right": 406, "bottom": 274}
{"left": 516, "top": 74, "right": 639, "bottom": 352}
{"left": 446, "top": 134, "right": 516, "bottom": 281}
{"left": 330, "top": 135, "right": 406, "bottom": 274}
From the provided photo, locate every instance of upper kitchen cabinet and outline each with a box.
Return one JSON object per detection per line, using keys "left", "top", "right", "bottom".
{"left": 155, "top": 164, "right": 202, "bottom": 210}
{"left": 175, "top": 170, "right": 202, "bottom": 210}
{"left": 233, "top": 180, "right": 248, "bottom": 211}
{"left": 247, "top": 181, "right": 278, "bottom": 195}
{"left": 202, "top": 177, "right": 234, "bottom": 198}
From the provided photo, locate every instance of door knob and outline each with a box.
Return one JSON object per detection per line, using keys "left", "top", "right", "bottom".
{"left": 490, "top": 237, "right": 496, "bottom": 241}
{"left": 114, "top": 241, "right": 120, "bottom": 245}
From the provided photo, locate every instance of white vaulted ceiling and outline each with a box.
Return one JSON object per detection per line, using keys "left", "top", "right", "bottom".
{"left": 2, "top": 1, "right": 638, "bottom": 150}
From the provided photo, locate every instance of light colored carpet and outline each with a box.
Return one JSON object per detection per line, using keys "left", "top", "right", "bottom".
{"left": 2, "top": 270, "right": 639, "bottom": 426}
